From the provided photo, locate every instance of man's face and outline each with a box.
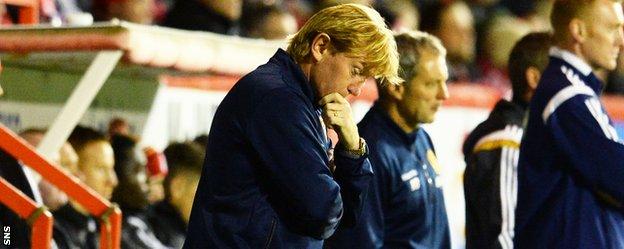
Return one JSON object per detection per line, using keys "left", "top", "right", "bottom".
{"left": 311, "top": 52, "right": 367, "bottom": 99}
{"left": 438, "top": 2, "right": 475, "bottom": 64}
{"left": 259, "top": 12, "right": 298, "bottom": 40}
{"left": 77, "top": 141, "right": 117, "bottom": 200}
{"left": 397, "top": 51, "right": 449, "bottom": 126}
{"left": 203, "top": 0, "right": 242, "bottom": 21}
{"left": 581, "top": 1, "right": 624, "bottom": 71}
{"left": 60, "top": 143, "right": 79, "bottom": 175}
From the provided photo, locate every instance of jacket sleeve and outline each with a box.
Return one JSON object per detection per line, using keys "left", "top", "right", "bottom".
{"left": 546, "top": 94, "right": 624, "bottom": 205}
{"left": 246, "top": 89, "right": 373, "bottom": 240}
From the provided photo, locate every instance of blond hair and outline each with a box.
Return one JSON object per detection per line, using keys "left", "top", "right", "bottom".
{"left": 287, "top": 3, "right": 402, "bottom": 85}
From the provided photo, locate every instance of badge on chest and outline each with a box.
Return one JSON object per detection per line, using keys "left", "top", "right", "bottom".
{"left": 401, "top": 169, "right": 421, "bottom": 191}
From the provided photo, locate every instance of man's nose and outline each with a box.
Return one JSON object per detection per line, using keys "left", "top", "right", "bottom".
{"left": 437, "top": 82, "right": 450, "bottom": 100}
{"left": 349, "top": 79, "right": 366, "bottom": 96}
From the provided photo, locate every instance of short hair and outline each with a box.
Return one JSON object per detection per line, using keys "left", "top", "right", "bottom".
{"left": 287, "top": 3, "right": 402, "bottom": 85}
{"left": 418, "top": 2, "right": 449, "bottom": 33}
{"left": 110, "top": 134, "right": 142, "bottom": 182}
{"left": 508, "top": 32, "right": 552, "bottom": 102}
{"left": 163, "top": 142, "right": 205, "bottom": 199}
{"left": 550, "top": 0, "right": 622, "bottom": 42}
{"left": 68, "top": 126, "right": 108, "bottom": 153}
{"left": 241, "top": 4, "right": 288, "bottom": 37}
{"left": 376, "top": 0, "right": 420, "bottom": 30}
{"left": 193, "top": 134, "right": 209, "bottom": 149}
{"left": 19, "top": 127, "right": 46, "bottom": 137}
{"left": 19, "top": 127, "right": 46, "bottom": 145}
{"left": 110, "top": 134, "right": 150, "bottom": 210}
{"left": 378, "top": 31, "right": 445, "bottom": 101}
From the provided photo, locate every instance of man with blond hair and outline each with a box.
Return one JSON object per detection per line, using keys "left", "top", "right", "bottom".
{"left": 183, "top": 3, "right": 401, "bottom": 248}
{"left": 328, "top": 31, "right": 450, "bottom": 249}
{"left": 515, "top": 0, "right": 624, "bottom": 248}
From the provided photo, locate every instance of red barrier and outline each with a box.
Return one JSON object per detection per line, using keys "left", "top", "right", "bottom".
{"left": 0, "top": 124, "right": 121, "bottom": 249}
{"left": 0, "top": 178, "right": 53, "bottom": 249}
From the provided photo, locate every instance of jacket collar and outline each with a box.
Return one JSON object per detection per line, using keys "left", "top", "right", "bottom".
{"left": 270, "top": 49, "right": 319, "bottom": 108}
{"left": 368, "top": 103, "right": 420, "bottom": 146}
{"left": 549, "top": 46, "right": 592, "bottom": 76}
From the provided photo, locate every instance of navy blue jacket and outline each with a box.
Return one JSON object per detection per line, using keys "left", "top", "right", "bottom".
{"left": 183, "top": 49, "right": 373, "bottom": 249}
{"left": 515, "top": 47, "right": 624, "bottom": 249}
{"left": 327, "top": 104, "right": 450, "bottom": 249}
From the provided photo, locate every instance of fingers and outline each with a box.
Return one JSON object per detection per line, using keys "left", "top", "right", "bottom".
{"left": 318, "top": 93, "right": 361, "bottom": 150}
{"left": 318, "top": 92, "right": 349, "bottom": 106}
{"left": 323, "top": 103, "right": 345, "bottom": 112}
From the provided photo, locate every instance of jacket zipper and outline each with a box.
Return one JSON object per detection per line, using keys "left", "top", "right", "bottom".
{"left": 264, "top": 218, "right": 277, "bottom": 249}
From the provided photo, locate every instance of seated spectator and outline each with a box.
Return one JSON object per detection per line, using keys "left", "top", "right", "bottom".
{"left": 20, "top": 128, "right": 80, "bottom": 211}
{"left": 241, "top": 3, "right": 297, "bottom": 40}
{"left": 376, "top": 0, "right": 419, "bottom": 31}
{"left": 54, "top": 126, "right": 117, "bottom": 249}
{"left": 0, "top": 59, "right": 32, "bottom": 249}
{"left": 192, "top": 134, "right": 208, "bottom": 149}
{"left": 480, "top": 12, "right": 533, "bottom": 95}
{"left": 110, "top": 134, "right": 170, "bottom": 249}
{"left": 148, "top": 141, "right": 204, "bottom": 248}
{"left": 162, "top": 0, "right": 242, "bottom": 35}
{"left": 93, "top": 0, "right": 155, "bottom": 24}
{"left": 107, "top": 117, "right": 131, "bottom": 137}
{"left": 421, "top": 1, "right": 480, "bottom": 82}
{"left": 0, "top": 140, "right": 40, "bottom": 248}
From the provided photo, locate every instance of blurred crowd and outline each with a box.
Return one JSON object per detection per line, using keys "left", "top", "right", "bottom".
{"left": 1, "top": 0, "right": 624, "bottom": 95}
{"left": 16, "top": 118, "right": 206, "bottom": 248}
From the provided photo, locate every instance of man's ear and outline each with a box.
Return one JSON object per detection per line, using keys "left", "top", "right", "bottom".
{"left": 525, "top": 66, "right": 541, "bottom": 91}
{"left": 386, "top": 83, "right": 405, "bottom": 101}
{"left": 310, "top": 33, "right": 331, "bottom": 62}
{"left": 75, "top": 170, "right": 86, "bottom": 182}
{"left": 569, "top": 18, "right": 587, "bottom": 43}
{"left": 169, "top": 176, "right": 182, "bottom": 201}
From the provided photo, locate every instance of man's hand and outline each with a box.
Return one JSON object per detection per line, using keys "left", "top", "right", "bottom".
{"left": 319, "top": 93, "right": 360, "bottom": 150}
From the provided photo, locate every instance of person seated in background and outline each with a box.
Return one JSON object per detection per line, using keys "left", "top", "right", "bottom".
{"left": 110, "top": 134, "right": 170, "bottom": 249}
{"left": 240, "top": 3, "right": 298, "bottom": 40}
{"left": 20, "top": 128, "right": 80, "bottom": 211}
{"left": 148, "top": 141, "right": 205, "bottom": 248}
{"left": 92, "top": 0, "right": 155, "bottom": 24}
{"left": 107, "top": 117, "right": 131, "bottom": 138}
{"left": 420, "top": 1, "right": 480, "bottom": 83}
{"left": 375, "top": 0, "right": 419, "bottom": 32}
{"left": 192, "top": 134, "right": 208, "bottom": 149}
{"left": 54, "top": 126, "right": 117, "bottom": 249}
{"left": 463, "top": 32, "right": 552, "bottom": 249}
{"left": 162, "top": 0, "right": 242, "bottom": 35}
{"left": 0, "top": 60, "right": 37, "bottom": 249}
